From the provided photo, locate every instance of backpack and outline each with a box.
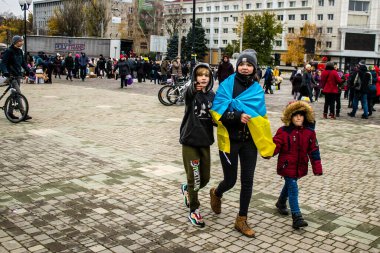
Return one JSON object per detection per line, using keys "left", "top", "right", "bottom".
{"left": 353, "top": 73, "right": 361, "bottom": 90}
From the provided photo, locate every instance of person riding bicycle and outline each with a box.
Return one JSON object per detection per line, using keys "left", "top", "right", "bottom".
{"left": 0, "top": 35, "right": 32, "bottom": 121}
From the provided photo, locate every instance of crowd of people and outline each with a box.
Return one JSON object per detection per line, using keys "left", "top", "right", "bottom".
{"left": 289, "top": 60, "right": 380, "bottom": 119}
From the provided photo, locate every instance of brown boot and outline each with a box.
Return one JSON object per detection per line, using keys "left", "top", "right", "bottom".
{"left": 209, "top": 187, "right": 221, "bottom": 214}
{"left": 234, "top": 215, "right": 255, "bottom": 238}
{"left": 323, "top": 113, "right": 327, "bottom": 119}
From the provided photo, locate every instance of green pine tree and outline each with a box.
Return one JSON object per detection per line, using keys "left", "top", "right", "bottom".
{"left": 180, "top": 36, "right": 188, "bottom": 61}
{"left": 186, "top": 19, "right": 208, "bottom": 61}
{"left": 167, "top": 34, "right": 179, "bottom": 60}
{"left": 242, "top": 12, "right": 282, "bottom": 66}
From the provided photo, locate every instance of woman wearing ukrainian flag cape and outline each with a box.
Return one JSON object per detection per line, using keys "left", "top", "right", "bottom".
{"left": 209, "top": 49, "right": 276, "bottom": 238}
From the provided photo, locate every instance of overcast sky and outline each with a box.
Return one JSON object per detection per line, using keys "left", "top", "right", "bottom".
{"left": 0, "top": 0, "right": 34, "bottom": 17}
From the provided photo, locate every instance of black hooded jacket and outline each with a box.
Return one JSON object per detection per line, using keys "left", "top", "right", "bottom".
{"left": 0, "top": 45, "right": 30, "bottom": 77}
{"left": 179, "top": 63, "right": 215, "bottom": 147}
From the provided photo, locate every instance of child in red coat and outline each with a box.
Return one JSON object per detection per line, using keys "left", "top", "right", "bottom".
{"left": 273, "top": 101, "right": 323, "bottom": 229}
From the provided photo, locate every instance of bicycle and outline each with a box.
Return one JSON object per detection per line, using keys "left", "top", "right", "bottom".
{"left": 158, "top": 76, "right": 190, "bottom": 106}
{"left": 0, "top": 76, "right": 29, "bottom": 123}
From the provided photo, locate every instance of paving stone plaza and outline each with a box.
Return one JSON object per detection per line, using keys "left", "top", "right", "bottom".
{"left": 0, "top": 77, "right": 379, "bottom": 253}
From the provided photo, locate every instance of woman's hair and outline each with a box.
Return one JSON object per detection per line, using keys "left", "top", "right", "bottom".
{"left": 325, "top": 61, "right": 334, "bottom": 70}
{"left": 196, "top": 67, "right": 210, "bottom": 77}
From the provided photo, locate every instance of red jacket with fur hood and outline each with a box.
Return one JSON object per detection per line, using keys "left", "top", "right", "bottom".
{"left": 273, "top": 101, "right": 323, "bottom": 178}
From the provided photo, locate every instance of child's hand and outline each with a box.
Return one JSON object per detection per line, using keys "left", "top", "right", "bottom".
{"left": 240, "top": 113, "right": 251, "bottom": 124}
{"left": 195, "top": 82, "right": 203, "bottom": 91}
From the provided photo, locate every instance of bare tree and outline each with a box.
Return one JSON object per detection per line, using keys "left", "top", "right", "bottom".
{"left": 163, "top": 3, "right": 182, "bottom": 37}
{"left": 85, "top": 0, "right": 110, "bottom": 37}
{"left": 47, "top": 0, "right": 86, "bottom": 37}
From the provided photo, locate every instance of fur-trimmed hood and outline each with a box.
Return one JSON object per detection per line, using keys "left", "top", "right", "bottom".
{"left": 281, "top": 101, "right": 315, "bottom": 126}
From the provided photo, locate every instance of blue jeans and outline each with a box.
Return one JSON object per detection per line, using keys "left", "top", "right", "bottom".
{"left": 279, "top": 177, "right": 300, "bottom": 215}
{"left": 352, "top": 93, "right": 368, "bottom": 117}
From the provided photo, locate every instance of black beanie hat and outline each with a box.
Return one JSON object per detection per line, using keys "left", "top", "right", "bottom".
{"left": 236, "top": 49, "right": 258, "bottom": 69}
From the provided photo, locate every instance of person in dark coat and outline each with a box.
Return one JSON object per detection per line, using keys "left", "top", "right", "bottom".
{"left": 97, "top": 54, "right": 106, "bottom": 78}
{"left": 347, "top": 60, "right": 371, "bottom": 119}
{"left": 217, "top": 55, "right": 234, "bottom": 84}
{"left": 53, "top": 53, "right": 62, "bottom": 79}
{"left": 78, "top": 52, "right": 89, "bottom": 81}
{"left": 0, "top": 35, "right": 32, "bottom": 120}
{"left": 273, "top": 101, "right": 322, "bottom": 229}
{"left": 292, "top": 70, "right": 303, "bottom": 99}
{"left": 113, "top": 55, "right": 131, "bottom": 88}
{"left": 64, "top": 53, "right": 74, "bottom": 81}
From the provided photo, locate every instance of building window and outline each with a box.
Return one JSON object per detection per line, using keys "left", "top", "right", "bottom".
{"left": 289, "top": 1, "right": 296, "bottom": 7}
{"left": 233, "top": 17, "right": 238, "bottom": 22}
{"left": 206, "top": 6, "right": 211, "bottom": 11}
{"left": 288, "top": 15, "right": 295, "bottom": 20}
{"left": 182, "top": 19, "right": 186, "bottom": 23}
{"left": 206, "top": 29, "right": 210, "bottom": 33}
{"left": 326, "top": 41, "right": 332, "bottom": 48}
{"left": 317, "top": 41, "right": 322, "bottom": 48}
{"left": 329, "top": 0, "right": 335, "bottom": 6}
{"left": 278, "top": 2, "right": 284, "bottom": 7}
{"left": 232, "top": 28, "right": 237, "bottom": 33}
{"left": 234, "top": 5, "right": 239, "bottom": 10}
{"left": 198, "top": 18, "right": 202, "bottom": 23}
{"left": 224, "top": 5, "right": 229, "bottom": 10}
{"left": 223, "top": 40, "right": 228, "bottom": 44}
{"left": 302, "top": 1, "right": 308, "bottom": 6}
{"left": 288, "top": 27, "right": 294, "bottom": 33}
{"left": 198, "top": 7, "right": 203, "bottom": 12}
{"left": 301, "top": 14, "right": 308, "bottom": 20}
{"left": 317, "top": 14, "right": 323, "bottom": 20}
{"left": 278, "top": 15, "right": 284, "bottom": 21}
{"left": 206, "top": 39, "right": 210, "bottom": 44}
{"left": 317, "top": 27, "right": 323, "bottom": 33}
{"left": 328, "top": 14, "right": 334, "bottom": 20}
{"left": 247, "top": 3, "right": 252, "bottom": 9}
{"left": 214, "top": 17, "right": 219, "bottom": 22}
{"left": 318, "top": 0, "right": 324, "bottom": 6}
{"left": 267, "top": 2, "right": 272, "bottom": 8}
{"left": 215, "top": 6, "right": 220, "bottom": 11}
{"left": 223, "top": 28, "right": 228, "bottom": 33}
{"left": 206, "top": 18, "right": 210, "bottom": 22}
{"left": 256, "top": 3, "right": 262, "bottom": 9}
{"left": 214, "top": 29, "right": 219, "bottom": 33}
{"left": 327, "top": 27, "right": 333, "bottom": 33}
{"left": 349, "top": 0, "right": 369, "bottom": 12}
{"left": 224, "top": 17, "right": 229, "bottom": 22}
{"left": 275, "top": 40, "right": 282, "bottom": 47}
{"left": 214, "top": 40, "right": 218, "bottom": 44}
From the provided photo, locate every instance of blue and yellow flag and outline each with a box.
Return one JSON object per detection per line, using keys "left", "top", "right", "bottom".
{"left": 210, "top": 73, "right": 276, "bottom": 157}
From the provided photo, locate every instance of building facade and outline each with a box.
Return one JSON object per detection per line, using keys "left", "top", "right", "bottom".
{"left": 32, "top": 0, "right": 164, "bottom": 55}
{"left": 163, "top": 0, "right": 380, "bottom": 68}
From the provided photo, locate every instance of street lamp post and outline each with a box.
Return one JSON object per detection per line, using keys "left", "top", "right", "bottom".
{"left": 18, "top": 0, "right": 32, "bottom": 62}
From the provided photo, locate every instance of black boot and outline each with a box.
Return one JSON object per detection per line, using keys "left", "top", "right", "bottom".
{"left": 292, "top": 213, "right": 308, "bottom": 229}
{"left": 275, "top": 200, "right": 289, "bottom": 215}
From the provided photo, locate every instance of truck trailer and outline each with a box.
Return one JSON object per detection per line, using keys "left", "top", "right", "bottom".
{"left": 26, "top": 35, "right": 133, "bottom": 59}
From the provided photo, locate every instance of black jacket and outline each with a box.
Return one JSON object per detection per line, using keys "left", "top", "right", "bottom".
{"left": 179, "top": 63, "right": 215, "bottom": 147}
{"left": 64, "top": 56, "right": 74, "bottom": 70}
{"left": 114, "top": 60, "right": 131, "bottom": 76}
{"left": 220, "top": 72, "right": 257, "bottom": 142}
{"left": 0, "top": 45, "right": 30, "bottom": 77}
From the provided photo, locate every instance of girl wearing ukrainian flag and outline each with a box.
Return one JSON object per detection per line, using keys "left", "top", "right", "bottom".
{"left": 209, "top": 49, "right": 276, "bottom": 237}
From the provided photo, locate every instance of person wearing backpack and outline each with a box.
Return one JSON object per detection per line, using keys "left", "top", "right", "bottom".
{"left": 347, "top": 60, "right": 371, "bottom": 119}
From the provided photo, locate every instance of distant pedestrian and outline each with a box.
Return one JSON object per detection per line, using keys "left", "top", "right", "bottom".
{"left": 272, "top": 101, "right": 322, "bottom": 229}
{"left": 64, "top": 53, "right": 74, "bottom": 81}
{"left": 179, "top": 63, "right": 215, "bottom": 227}
{"left": 79, "top": 52, "right": 89, "bottom": 81}
{"left": 113, "top": 55, "right": 131, "bottom": 88}
{"left": 320, "top": 62, "right": 342, "bottom": 119}
{"left": 217, "top": 55, "right": 234, "bottom": 84}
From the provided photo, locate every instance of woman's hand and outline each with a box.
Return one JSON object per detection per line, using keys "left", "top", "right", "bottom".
{"left": 240, "top": 113, "right": 251, "bottom": 124}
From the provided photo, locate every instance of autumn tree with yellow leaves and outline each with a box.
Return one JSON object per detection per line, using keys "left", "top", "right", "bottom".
{"left": 281, "top": 22, "right": 325, "bottom": 66}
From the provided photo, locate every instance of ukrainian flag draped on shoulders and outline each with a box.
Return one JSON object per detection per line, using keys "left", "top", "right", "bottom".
{"left": 210, "top": 73, "right": 276, "bottom": 157}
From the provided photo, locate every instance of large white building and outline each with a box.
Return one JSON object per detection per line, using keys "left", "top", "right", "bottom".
{"left": 163, "top": 0, "right": 380, "bottom": 68}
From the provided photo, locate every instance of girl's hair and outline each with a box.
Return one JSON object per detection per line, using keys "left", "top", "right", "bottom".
{"left": 196, "top": 67, "right": 210, "bottom": 77}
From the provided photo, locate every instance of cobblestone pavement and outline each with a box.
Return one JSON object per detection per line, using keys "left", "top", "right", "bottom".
{"left": 0, "top": 76, "right": 379, "bottom": 253}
